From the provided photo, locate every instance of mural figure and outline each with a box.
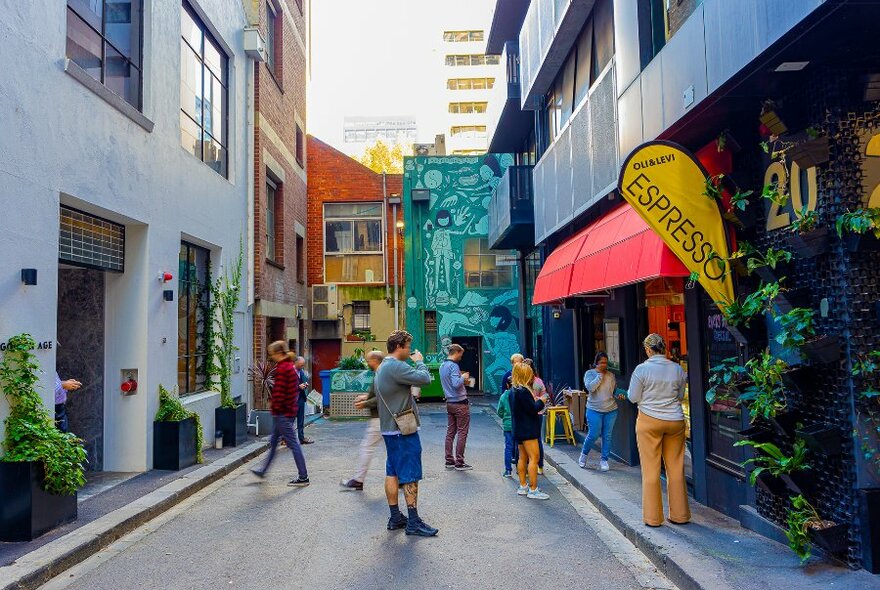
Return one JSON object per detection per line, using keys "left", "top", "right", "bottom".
{"left": 429, "top": 208, "right": 473, "bottom": 299}
{"left": 483, "top": 306, "right": 522, "bottom": 388}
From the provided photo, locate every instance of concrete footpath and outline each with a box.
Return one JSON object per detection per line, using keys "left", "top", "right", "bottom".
{"left": 0, "top": 414, "right": 320, "bottom": 590}
{"left": 492, "top": 401, "right": 880, "bottom": 590}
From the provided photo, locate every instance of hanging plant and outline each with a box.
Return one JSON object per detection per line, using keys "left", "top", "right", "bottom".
{"left": 774, "top": 308, "right": 816, "bottom": 351}
{"left": 705, "top": 357, "right": 748, "bottom": 404}
{"left": 720, "top": 280, "right": 786, "bottom": 328}
{"left": 835, "top": 208, "right": 880, "bottom": 239}
{"left": 734, "top": 438, "right": 811, "bottom": 486}
{"left": 739, "top": 351, "right": 789, "bottom": 422}
{"left": 785, "top": 495, "right": 846, "bottom": 562}
{"left": 1, "top": 334, "right": 87, "bottom": 496}
{"left": 790, "top": 208, "right": 819, "bottom": 235}
{"left": 761, "top": 181, "right": 790, "bottom": 208}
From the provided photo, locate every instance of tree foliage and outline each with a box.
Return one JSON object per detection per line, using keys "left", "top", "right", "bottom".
{"left": 357, "top": 140, "right": 406, "bottom": 174}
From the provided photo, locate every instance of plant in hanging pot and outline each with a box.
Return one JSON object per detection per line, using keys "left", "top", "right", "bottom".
{"left": 787, "top": 207, "right": 829, "bottom": 258}
{"left": 788, "top": 128, "right": 830, "bottom": 169}
{"left": 212, "top": 245, "right": 247, "bottom": 447}
{"left": 735, "top": 438, "right": 811, "bottom": 495}
{"left": 785, "top": 494, "right": 849, "bottom": 562}
{"left": 703, "top": 174, "right": 756, "bottom": 229}
{"left": 720, "top": 281, "right": 784, "bottom": 344}
{"left": 774, "top": 307, "right": 841, "bottom": 365}
{"left": 739, "top": 351, "right": 789, "bottom": 424}
{"left": 0, "top": 334, "right": 86, "bottom": 541}
{"left": 835, "top": 208, "right": 880, "bottom": 252}
{"left": 153, "top": 385, "right": 203, "bottom": 470}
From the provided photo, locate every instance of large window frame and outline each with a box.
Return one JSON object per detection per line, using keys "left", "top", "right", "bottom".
{"left": 323, "top": 202, "right": 386, "bottom": 284}
{"left": 180, "top": 2, "right": 229, "bottom": 177}
{"left": 448, "top": 102, "right": 488, "bottom": 114}
{"left": 266, "top": 177, "right": 282, "bottom": 263}
{"left": 266, "top": 1, "right": 278, "bottom": 76}
{"left": 178, "top": 241, "right": 211, "bottom": 395}
{"left": 447, "top": 78, "right": 495, "bottom": 90}
{"left": 66, "top": 0, "right": 143, "bottom": 110}
{"left": 443, "top": 30, "right": 484, "bottom": 42}
{"left": 352, "top": 301, "right": 371, "bottom": 331}
{"left": 463, "top": 239, "right": 515, "bottom": 290}
{"left": 445, "top": 54, "right": 500, "bottom": 67}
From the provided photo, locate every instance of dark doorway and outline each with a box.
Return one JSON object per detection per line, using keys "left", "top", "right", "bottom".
{"left": 57, "top": 267, "right": 105, "bottom": 471}
{"left": 453, "top": 336, "right": 482, "bottom": 392}
{"left": 310, "top": 339, "right": 342, "bottom": 394}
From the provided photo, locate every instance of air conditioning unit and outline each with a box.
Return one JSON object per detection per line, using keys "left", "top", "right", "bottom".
{"left": 311, "top": 284, "right": 339, "bottom": 321}
{"left": 243, "top": 27, "right": 267, "bottom": 63}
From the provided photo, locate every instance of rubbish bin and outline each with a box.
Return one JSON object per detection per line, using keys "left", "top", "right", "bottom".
{"left": 419, "top": 363, "right": 445, "bottom": 401}
{"left": 320, "top": 370, "right": 332, "bottom": 409}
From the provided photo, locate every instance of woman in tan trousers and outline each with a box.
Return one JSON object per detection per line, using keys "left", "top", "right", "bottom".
{"left": 627, "top": 333, "right": 690, "bottom": 526}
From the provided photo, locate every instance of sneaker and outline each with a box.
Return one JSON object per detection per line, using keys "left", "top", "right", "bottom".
{"left": 516, "top": 485, "right": 529, "bottom": 496}
{"left": 538, "top": 467, "right": 544, "bottom": 475}
{"left": 387, "top": 513, "right": 409, "bottom": 530}
{"left": 405, "top": 518, "right": 439, "bottom": 537}
{"left": 339, "top": 479, "right": 363, "bottom": 491}
{"left": 445, "top": 463, "right": 456, "bottom": 470}
{"left": 300, "top": 438, "right": 315, "bottom": 445}
{"left": 600, "top": 459, "right": 610, "bottom": 472}
{"left": 578, "top": 453, "right": 587, "bottom": 468}
{"left": 502, "top": 470, "right": 513, "bottom": 478}
{"left": 454, "top": 463, "right": 473, "bottom": 471}
{"left": 527, "top": 488, "right": 550, "bottom": 500}
{"left": 250, "top": 468, "right": 266, "bottom": 479}
{"left": 287, "top": 476, "right": 310, "bottom": 487}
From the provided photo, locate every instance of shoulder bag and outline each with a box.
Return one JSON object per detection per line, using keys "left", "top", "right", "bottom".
{"left": 375, "top": 367, "right": 419, "bottom": 435}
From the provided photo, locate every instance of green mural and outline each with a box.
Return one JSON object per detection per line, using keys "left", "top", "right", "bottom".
{"left": 403, "top": 154, "right": 519, "bottom": 395}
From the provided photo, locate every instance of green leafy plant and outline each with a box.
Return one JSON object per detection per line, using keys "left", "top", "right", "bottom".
{"left": 210, "top": 242, "right": 244, "bottom": 409}
{"left": 353, "top": 329, "right": 376, "bottom": 343}
{"left": 805, "top": 127, "right": 821, "bottom": 140}
{"left": 1, "top": 334, "right": 87, "bottom": 495}
{"left": 337, "top": 351, "right": 368, "bottom": 371}
{"left": 835, "top": 208, "right": 880, "bottom": 239}
{"left": 789, "top": 207, "right": 819, "bottom": 234}
{"left": 248, "top": 361, "right": 276, "bottom": 409}
{"left": 735, "top": 438, "right": 810, "bottom": 485}
{"left": 705, "top": 357, "right": 747, "bottom": 404}
{"left": 155, "top": 385, "right": 203, "bottom": 464}
{"left": 785, "top": 495, "right": 835, "bottom": 563}
{"left": 703, "top": 174, "right": 724, "bottom": 201}
{"left": 720, "top": 281, "right": 785, "bottom": 327}
{"left": 728, "top": 189, "right": 754, "bottom": 213}
{"left": 740, "top": 351, "right": 788, "bottom": 422}
{"left": 726, "top": 243, "right": 791, "bottom": 277}
{"left": 762, "top": 181, "right": 790, "bottom": 207}
{"left": 774, "top": 308, "right": 817, "bottom": 351}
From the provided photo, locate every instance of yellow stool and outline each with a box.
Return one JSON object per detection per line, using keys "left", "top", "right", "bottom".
{"left": 545, "top": 406, "right": 576, "bottom": 447}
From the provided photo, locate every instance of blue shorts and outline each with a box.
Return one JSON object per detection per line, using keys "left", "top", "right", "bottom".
{"left": 383, "top": 433, "right": 423, "bottom": 484}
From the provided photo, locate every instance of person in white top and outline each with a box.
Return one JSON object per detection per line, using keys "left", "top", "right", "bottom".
{"left": 627, "top": 333, "right": 690, "bottom": 527}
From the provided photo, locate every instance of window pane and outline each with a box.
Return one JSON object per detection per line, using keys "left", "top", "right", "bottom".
{"left": 181, "top": 5, "right": 201, "bottom": 53}
{"left": 266, "top": 6, "right": 276, "bottom": 72}
{"left": 104, "top": 43, "right": 139, "bottom": 107}
{"left": 69, "top": 0, "right": 103, "bottom": 30}
{"left": 204, "top": 73, "right": 224, "bottom": 144}
{"left": 203, "top": 136, "right": 227, "bottom": 176}
{"left": 104, "top": 0, "right": 140, "bottom": 63}
{"left": 180, "top": 42, "right": 202, "bottom": 121}
{"left": 325, "top": 254, "right": 385, "bottom": 282}
{"left": 353, "top": 220, "right": 382, "bottom": 252}
{"left": 325, "top": 203, "right": 382, "bottom": 218}
{"left": 204, "top": 38, "right": 224, "bottom": 81}
{"left": 325, "top": 220, "right": 353, "bottom": 253}
{"left": 592, "top": 0, "right": 614, "bottom": 83}
{"left": 180, "top": 111, "right": 202, "bottom": 160}
{"left": 561, "top": 51, "right": 575, "bottom": 124}
{"left": 266, "top": 184, "right": 276, "bottom": 260}
{"left": 67, "top": 9, "right": 103, "bottom": 81}
{"left": 575, "top": 19, "right": 593, "bottom": 104}
{"left": 464, "top": 239, "right": 481, "bottom": 255}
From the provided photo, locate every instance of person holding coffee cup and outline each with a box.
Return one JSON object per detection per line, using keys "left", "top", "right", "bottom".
{"left": 440, "top": 343, "right": 472, "bottom": 471}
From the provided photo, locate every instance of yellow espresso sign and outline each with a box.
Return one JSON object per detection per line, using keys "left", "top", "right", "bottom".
{"left": 618, "top": 141, "right": 735, "bottom": 306}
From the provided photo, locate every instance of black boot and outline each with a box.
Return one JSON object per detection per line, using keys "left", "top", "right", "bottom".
{"left": 405, "top": 519, "right": 439, "bottom": 537}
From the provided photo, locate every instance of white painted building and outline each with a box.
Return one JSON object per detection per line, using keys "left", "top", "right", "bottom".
{"left": 0, "top": 0, "right": 260, "bottom": 472}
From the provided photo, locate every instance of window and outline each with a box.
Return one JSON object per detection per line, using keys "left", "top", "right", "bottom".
{"left": 443, "top": 30, "right": 484, "bottom": 42}
{"left": 178, "top": 242, "right": 211, "bottom": 395}
{"left": 295, "top": 124, "right": 305, "bottom": 167}
{"left": 66, "top": 0, "right": 143, "bottom": 109}
{"left": 592, "top": 0, "right": 614, "bottom": 83}
{"left": 463, "top": 239, "right": 514, "bottom": 289}
{"left": 447, "top": 77, "right": 495, "bottom": 90}
{"left": 450, "top": 125, "right": 487, "bottom": 138}
{"left": 640, "top": 0, "right": 667, "bottom": 65}
{"left": 574, "top": 20, "right": 594, "bottom": 106}
{"left": 561, "top": 51, "right": 576, "bottom": 123}
{"left": 266, "top": 178, "right": 282, "bottom": 262}
{"left": 424, "top": 311, "right": 438, "bottom": 355}
{"left": 352, "top": 301, "right": 371, "bottom": 331}
{"left": 266, "top": 2, "right": 278, "bottom": 76}
{"left": 445, "top": 54, "right": 500, "bottom": 67}
{"left": 180, "top": 3, "right": 229, "bottom": 177}
{"left": 448, "top": 102, "right": 488, "bottom": 114}
{"left": 324, "top": 203, "right": 385, "bottom": 283}
{"left": 296, "top": 234, "right": 305, "bottom": 282}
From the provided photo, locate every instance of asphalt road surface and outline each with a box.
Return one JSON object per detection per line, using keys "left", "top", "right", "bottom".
{"left": 41, "top": 404, "right": 673, "bottom": 590}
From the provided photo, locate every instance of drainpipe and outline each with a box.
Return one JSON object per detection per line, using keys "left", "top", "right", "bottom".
{"left": 393, "top": 201, "right": 400, "bottom": 330}
{"left": 383, "top": 172, "right": 390, "bottom": 303}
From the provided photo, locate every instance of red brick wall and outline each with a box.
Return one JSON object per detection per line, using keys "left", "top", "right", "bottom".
{"left": 253, "top": 0, "right": 308, "bottom": 364}
{"left": 306, "top": 135, "right": 404, "bottom": 288}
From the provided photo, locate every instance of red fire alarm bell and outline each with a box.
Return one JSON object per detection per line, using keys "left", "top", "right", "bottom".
{"left": 121, "top": 378, "right": 138, "bottom": 393}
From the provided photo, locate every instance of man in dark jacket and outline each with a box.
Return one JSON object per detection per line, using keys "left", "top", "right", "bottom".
{"left": 295, "top": 356, "right": 314, "bottom": 445}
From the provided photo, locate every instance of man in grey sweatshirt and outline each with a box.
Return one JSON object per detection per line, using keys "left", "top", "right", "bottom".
{"left": 374, "top": 330, "right": 437, "bottom": 537}
{"left": 440, "top": 344, "right": 472, "bottom": 470}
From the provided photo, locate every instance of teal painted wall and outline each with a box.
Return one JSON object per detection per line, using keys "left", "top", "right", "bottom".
{"left": 403, "top": 154, "right": 519, "bottom": 394}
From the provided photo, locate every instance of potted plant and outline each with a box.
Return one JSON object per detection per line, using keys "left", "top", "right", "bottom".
{"left": 788, "top": 128, "right": 830, "bottom": 169}
{"left": 212, "top": 246, "right": 247, "bottom": 447}
{"left": 720, "top": 281, "right": 783, "bottom": 344}
{"left": 705, "top": 356, "right": 747, "bottom": 406}
{"left": 153, "top": 385, "right": 203, "bottom": 470}
{"left": 739, "top": 351, "right": 789, "bottom": 423}
{"left": 734, "top": 438, "right": 811, "bottom": 496}
{"left": 0, "top": 334, "right": 86, "bottom": 541}
{"left": 786, "top": 494, "right": 849, "bottom": 561}
{"left": 787, "top": 207, "right": 829, "bottom": 258}
{"left": 773, "top": 307, "right": 841, "bottom": 364}
{"left": 703, "top": 174, "right": 757, "bottom": 229}
{"left": 836, "top": 208, "right": 880, "bottom": 252}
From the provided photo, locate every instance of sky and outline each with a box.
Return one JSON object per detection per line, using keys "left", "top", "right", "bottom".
{"left": 307, "top": 0, "right": 496, "bottom": 154}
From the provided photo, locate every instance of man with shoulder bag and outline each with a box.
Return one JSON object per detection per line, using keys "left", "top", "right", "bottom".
{"left": 375, "top": 330, "right": 437, "bottom": 537}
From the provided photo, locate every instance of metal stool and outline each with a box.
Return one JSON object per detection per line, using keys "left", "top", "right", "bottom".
{"left": 545, "top": 406, "right": 576, "bottom": 447}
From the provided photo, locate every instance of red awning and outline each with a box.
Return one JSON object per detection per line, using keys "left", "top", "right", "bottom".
{"left": 532, "top": 205, "right": 689, "bottom": 305}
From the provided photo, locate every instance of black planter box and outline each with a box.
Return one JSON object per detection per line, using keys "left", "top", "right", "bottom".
{"left": 739, "top": 425, "right": 776, "bottom": 444}
{"left": 787, "top": 226, "right": 830, "bottom": 259}
{"left": 153, "top": 417, "right": 198, "bottom": 471}
{"left": 769, "top": 410, "right": 805, "bottom": 437}
{"left": 216, "top": 403, "right": 248, "bottom": 447}
{"left": 726, "top": 322, "right": 765, "bottom": 346}
{"left": 755, "top": 472, "right": 789, "bottom": 496}
{"left": 0, "top": 461, "right": 77, "bottom": 542}
{"left": 812, "top": 523, "right": 849, "bottom": 554}
{"left": 803, "top": 335, "right": 841, "bottom": 365}
{"left": 775, "top": 287, "right": 810, "bottom": 314}
{"left": 781, "top": 471, "right": 815, "bottom": 497}
{"left": 789, "top": 136, "right": 830, "bottom": 169}
{"left": 860, "top": 489, "right": 880, "bottom": 574}
{"left": 842, "top": 232, "right": 880, "bottom": 252}
{"left": 796, "top": 423, "right": 843, "bottom": 456}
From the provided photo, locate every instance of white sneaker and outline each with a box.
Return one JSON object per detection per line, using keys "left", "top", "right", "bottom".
{"left": 578, "top": 453, "right": 587, "bottom": 468}
{"left": 527, "top": 488, "right": 550, "bottom": 500}
{"left": 600, "top": 459, "right": 610, "bottom": 471}
{"left": 516, "top": 485, "right": 529, "bottom": 496}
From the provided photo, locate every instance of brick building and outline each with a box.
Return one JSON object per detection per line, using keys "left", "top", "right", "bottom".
{"left": 251, "top": 0, "right": 309, "bottom": 403}
{"left": 306, "top": 136, "right": 404, "bottom": 392}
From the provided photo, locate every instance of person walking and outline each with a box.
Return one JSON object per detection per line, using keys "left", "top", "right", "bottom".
{"left": 294, "top": 356, "right": 314, "bottom": 445}
{"left": 340, "top": 351, "right": 385, "bottom": 491}
{"left": 578, "top": 352, "right": 619, "bottom": 472}
{"left": 251, "top": 341, "right": 309, "bottom": 487}
{"left": 500, "top": 353, "right": 523, "bottom": 392}
{"left": 440, "top": 344, "right": 472, "bottom": 471}
{"left": 511, "top": 363, "right": 550, "bottom": 500}
{"left": 497, "top": 386, "right": 514, "bottom": 477}
{"left": 375, "top": 330, "right": 438, "bottom": 537}
{"left": 54, "top": 372, "right": 81, "bottom": 433}
{"left": 628, "top": 333, "right": 690, "bottom": 527}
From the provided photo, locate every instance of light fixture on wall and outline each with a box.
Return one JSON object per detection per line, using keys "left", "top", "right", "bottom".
{"left": 551, "top": 305, "right": 562, "bottom": 320}
{"left": 396, "top": 220, "right": 405, "bottom": 230}
{"left": 21, "top": 269, "right": 37, "bottom": 285}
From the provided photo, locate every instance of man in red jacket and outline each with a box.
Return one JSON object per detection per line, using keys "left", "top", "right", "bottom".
{"left": 251, "top": 341, "right": 309, "bottom": 486}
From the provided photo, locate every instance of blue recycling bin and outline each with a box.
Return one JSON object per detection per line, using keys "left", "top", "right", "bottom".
{"left": 320, "top": 370, "right": 332, "bottom": 408}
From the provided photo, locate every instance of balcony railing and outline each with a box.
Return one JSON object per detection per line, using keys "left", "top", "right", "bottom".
{"left": 488, "top": 165, "right": 535, "bottom": 250}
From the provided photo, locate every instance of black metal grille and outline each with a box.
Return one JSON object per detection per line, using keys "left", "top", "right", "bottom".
{"left": 59, "top": 206, "right": 125, "bottom": 272}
